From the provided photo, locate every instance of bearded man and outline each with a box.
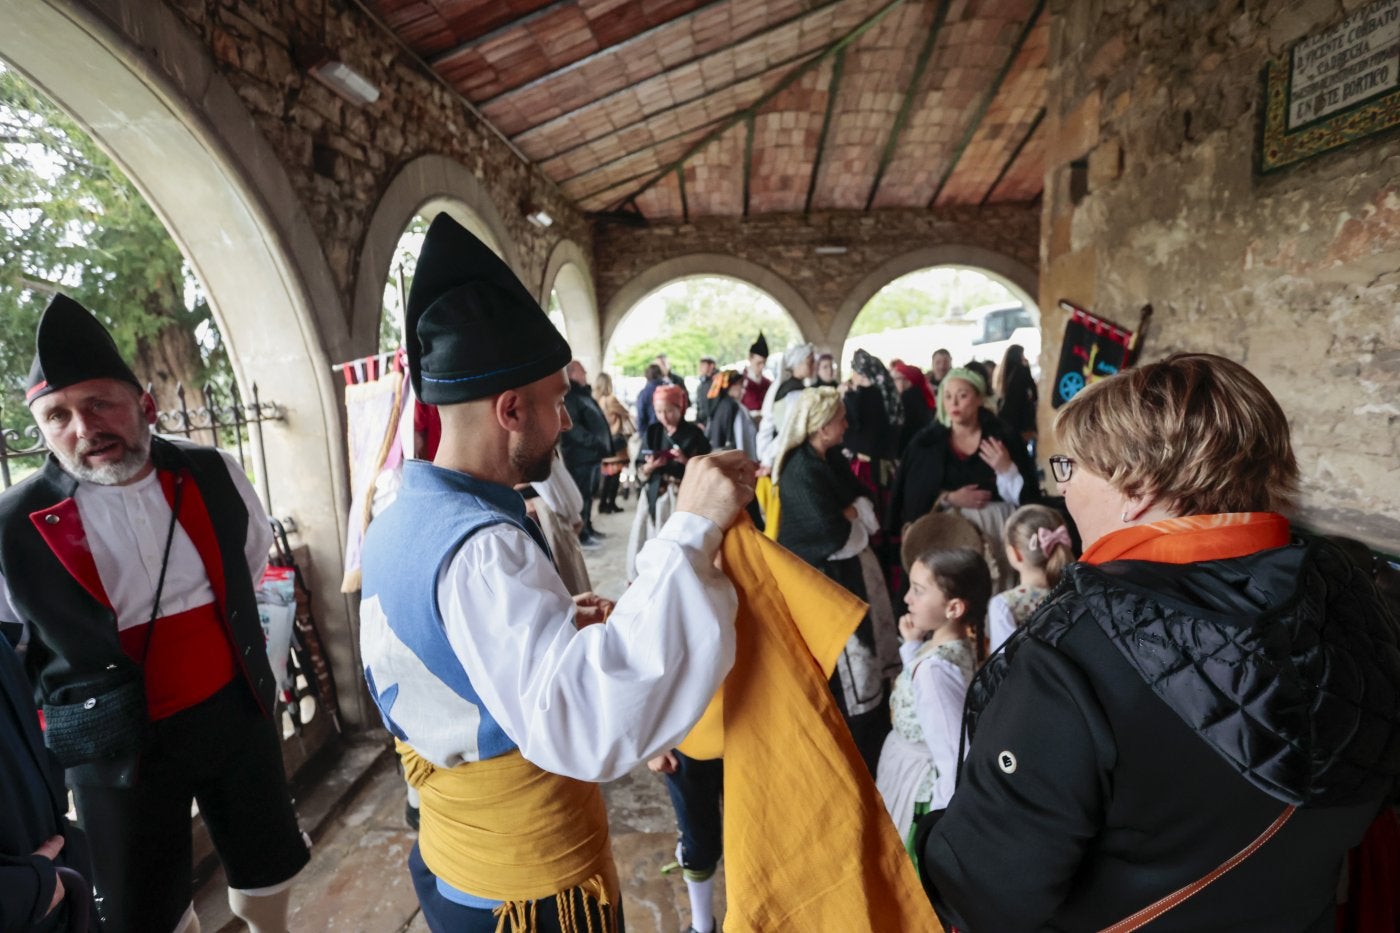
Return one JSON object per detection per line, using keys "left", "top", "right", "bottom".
{"left": 0, "top": 295, "right": 308, "bottom": 933}
{"left": 358, "top": 214, "right": 755, "bottom": 932}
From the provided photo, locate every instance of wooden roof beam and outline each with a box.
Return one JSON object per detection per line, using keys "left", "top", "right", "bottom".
{"left": 804, "top": 47, "right": 847, "bottom": 215}
{"left": 742, "top": 114, "right": 755, "bottom": 218}
{"left": 606, "top": 0, "right": 911, "bottom": 213}
{"left": 535, "top": 48, "right": 824, "bottom": 169}
{"left": 477, "top": 0, "right": 735, "bottom": 106}
{"left": 496, "top": 0, "right": 847, "bottom": 138}
{"left": 864, "top": 0, "right": 951, "bottom": 211}
{"left": 927, "top": 0, "right": 1046, "bottom": 208}
{"left": 979, "top": 106, "right": 1044, "bottom": 205}
{"left": 552, "top": 115, "right": 733, "bottom": 187}
{"left": 429, "top": 1, "right": 578, "bottom": 67}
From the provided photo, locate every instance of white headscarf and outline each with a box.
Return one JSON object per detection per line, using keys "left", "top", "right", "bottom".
{"left": 782, "top": 342, "right": 816, "bottom": 375}
{"left": 772, "top": 386, "right": 842, "bottom": 485}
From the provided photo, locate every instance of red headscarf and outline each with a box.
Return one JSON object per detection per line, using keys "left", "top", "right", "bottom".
{"left": 654, "top": 383, "right": 686, "bottom": 411}
{"left": 891, "top": 360, "right": 935, "bottom": 410}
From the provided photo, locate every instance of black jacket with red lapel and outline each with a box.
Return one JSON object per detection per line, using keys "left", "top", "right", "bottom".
{"left": 0, "top": 436, "right": 275, "bottom": 719}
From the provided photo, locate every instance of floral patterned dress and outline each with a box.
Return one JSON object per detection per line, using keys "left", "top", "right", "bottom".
{"left": 875, "top": 636, "right": 976, "bottom": 854}
{"left": 988, "top": 584, "right": 1051, "bottom": 654}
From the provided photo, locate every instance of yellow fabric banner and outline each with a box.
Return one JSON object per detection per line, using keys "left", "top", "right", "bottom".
{"left": 692, "top": 519, "right": 943, "bottom": 931}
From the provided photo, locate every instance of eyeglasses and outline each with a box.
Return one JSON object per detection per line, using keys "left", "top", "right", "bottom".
{"left": 1048, "top": 455, "right": 1075, "bottom": 483}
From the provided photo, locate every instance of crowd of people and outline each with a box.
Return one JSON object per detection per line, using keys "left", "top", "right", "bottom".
{"left": 546, "top": 307, "right": 1400, "bottom": 930}
{"left": 2, "top": 209, "right": 1397, "bottom": 933}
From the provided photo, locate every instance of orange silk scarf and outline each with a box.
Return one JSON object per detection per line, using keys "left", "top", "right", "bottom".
{"left": 1081, "top": 512, "right": 1292, "bottom": 567}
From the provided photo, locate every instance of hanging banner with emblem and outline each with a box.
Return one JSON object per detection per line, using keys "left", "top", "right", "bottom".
{"left": 1050, "top": 301, "right": 1143, "bottom": 408}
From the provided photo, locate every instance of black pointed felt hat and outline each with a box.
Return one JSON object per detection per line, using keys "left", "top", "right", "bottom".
{"left": 749, "top": 332, "right": 769, "bottom": 358}
{"left": 26, "top": 293, "right": 141, "bottom": 405}
{"left": 406, "top": 213, "right": 571, "bottom": 405}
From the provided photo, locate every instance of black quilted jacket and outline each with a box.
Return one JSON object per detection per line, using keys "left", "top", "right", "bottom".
{"left": 920, "top": 535, "right": 1400, "bottom": 932}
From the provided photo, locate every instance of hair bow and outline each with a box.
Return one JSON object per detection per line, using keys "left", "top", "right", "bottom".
{"left": 1030, "top": 525, "right": 1072, "bottom": 555}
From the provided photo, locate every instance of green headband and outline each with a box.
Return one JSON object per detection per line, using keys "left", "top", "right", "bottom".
{"left": 937, "top": 367, "right": 988, "bottom": 426}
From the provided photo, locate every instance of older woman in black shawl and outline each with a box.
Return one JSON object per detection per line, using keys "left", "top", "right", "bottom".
{"left": 775, "top": 387, "right": 899, "bottom": 775}
{"left": 842, "top": 349, "right": 902, "bottom": 496}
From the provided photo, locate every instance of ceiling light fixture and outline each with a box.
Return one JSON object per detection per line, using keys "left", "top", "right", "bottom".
{"left": 813, "top": 244, "right": 848, "bottom": 255}
{"left": 525, "top": 208, "right": 554, "bottom": 228}
{"left": 297, "top": 43, "right": 380, "bottom": 106}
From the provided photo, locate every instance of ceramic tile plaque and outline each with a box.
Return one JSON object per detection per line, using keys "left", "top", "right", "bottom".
{"left": 1261, "top": 0, "right": 1400, "bottom": 172}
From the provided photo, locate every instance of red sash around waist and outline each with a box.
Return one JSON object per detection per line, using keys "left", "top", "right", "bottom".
{"left": 118, "top": 602, "right": 238, "bottom": 721}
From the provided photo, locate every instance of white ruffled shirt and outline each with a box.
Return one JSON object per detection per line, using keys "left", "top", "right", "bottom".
{"left": 0, "top": 449, "right": 272, "bottom": 646}
{"left": 899, "top": 638, "right": 970, "bottom": 810}
{"left": 363, "top": 510, "right": 737, "bottom": 783}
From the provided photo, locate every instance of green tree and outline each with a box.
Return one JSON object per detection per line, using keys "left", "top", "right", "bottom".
{"left": 849, "top": 268, "right": 1017, "bottom": 337}
{"left": 610, "top": 277, "right": 800, "bottom": 377}
{"left": 0, "top": 64, "right": 224, "bottom": 418}
{"left": 379, "top": 215, "right": 430, "bottom": 352}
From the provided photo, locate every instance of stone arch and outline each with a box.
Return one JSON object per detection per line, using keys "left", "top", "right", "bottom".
{"left": 351, "top": 154, "right": 521, "bottom": 353}
{"left": 828, "top": 246, "right": 1040, "bottom": 348}
{"left": 2, "top": 0, "right": 366, "bottom": 723}
{"left": 602, "top": 254, "right": 821, "bottom": 352}
{"left": 539, "top": 239, "right": 602, "bottom": 376}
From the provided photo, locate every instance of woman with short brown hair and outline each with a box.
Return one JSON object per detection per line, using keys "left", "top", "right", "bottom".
{"left": 918, "top": 353, "right": 1400, "bottom": 932}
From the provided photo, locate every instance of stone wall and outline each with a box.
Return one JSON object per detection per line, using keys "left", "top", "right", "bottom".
{"left": 162, "top": 0, "right": 590, "bottom": 327}
{"left": 1039, "top": 0, "right": 1400, "bottom": 547}
{"left": 592, "top": 205, "right": 1042, "bottom": 347}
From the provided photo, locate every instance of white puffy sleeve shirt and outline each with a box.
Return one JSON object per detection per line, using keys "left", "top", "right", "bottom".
{"left": 0, "top": 450, "right": 272, "bottom": 647}
{"left": 900, "top": 639, "right": 971, "bottom": 811}
{"left": 436, "top": 510, "right": 737, "bottom": 783}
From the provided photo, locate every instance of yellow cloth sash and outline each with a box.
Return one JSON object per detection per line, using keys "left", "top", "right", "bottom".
{"left": 754, "top": 474, "right": 781, "bottom": 540}
{"left": 398, "top": 742, "right": 618, "bottom": 933}
{"left": 698, "top": 518, "right": 944, "bottom": 931}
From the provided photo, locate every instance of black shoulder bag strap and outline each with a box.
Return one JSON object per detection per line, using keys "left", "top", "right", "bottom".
{"left": 138, "top": 473, "right": 185, "bottom": 663}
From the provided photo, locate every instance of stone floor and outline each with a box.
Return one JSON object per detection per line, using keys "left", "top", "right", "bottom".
{"left": 196, "top": 496, "right": 726, "bottom": 932}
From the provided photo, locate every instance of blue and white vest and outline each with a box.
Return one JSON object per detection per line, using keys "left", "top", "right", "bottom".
{"left": 359, "top": 460, "right": 552, "bottom": 766}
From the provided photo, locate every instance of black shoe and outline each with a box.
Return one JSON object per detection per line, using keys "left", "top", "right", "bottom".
{"left": 585, "top": 527, "right": 608, "bottom": 539}
{"left": 579, "top": 531, "right": 604, "bottom": 548}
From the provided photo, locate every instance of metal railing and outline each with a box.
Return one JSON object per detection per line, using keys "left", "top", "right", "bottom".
{"left": 1, "top": 382, "right": 283, "bottom": 510}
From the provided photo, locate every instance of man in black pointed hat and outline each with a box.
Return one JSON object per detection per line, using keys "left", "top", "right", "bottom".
{"left": 0, "top": 294, "right": 309, "bottom": 933}
{"left": 358, "top": 213, "right": 755, "bottom": 932}
{"left": 740, "top": 333, "right": 771, "bottom": 413}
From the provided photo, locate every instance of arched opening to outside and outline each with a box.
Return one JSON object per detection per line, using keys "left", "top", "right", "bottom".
{"left": 843, "top": 266, "right": 1042, "bottom": 380}
{"left": 0, "top": 62, "right": 231, "bottom": 436}
{"left": 544, "top": 256, "right": 600, "bottom": 376}
{"left": 603, "top": 275, "right": 802, "bottom": 409}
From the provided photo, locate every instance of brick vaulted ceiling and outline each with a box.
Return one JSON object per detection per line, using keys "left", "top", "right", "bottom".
{"left": 370, "top": 0, "right": 1049, "bottom": 222}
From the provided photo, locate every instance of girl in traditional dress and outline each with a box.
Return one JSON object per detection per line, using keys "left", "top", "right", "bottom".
{"left": 876, "top": 547, "right": 989, "bottom": 859}
{"left": 987, "top": 504, "right": 1074, "bottom": 653}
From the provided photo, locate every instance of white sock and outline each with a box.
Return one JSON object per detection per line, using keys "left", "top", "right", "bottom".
{"left": 684, "top": 875, "right": 715, "bottom": 933}
{"left": 171, "top": 904, "right": 200, "bottom": 933}
{"left": 228, "top": 885, "right": 292, "bottom": 933}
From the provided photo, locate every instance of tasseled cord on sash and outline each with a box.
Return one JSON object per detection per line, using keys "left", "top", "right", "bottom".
{"left": 399, "top": 744, "right": 618, "bottom": 933}
{"left": 491, "top": 877, "right": 616, "bottom": 933}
